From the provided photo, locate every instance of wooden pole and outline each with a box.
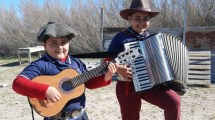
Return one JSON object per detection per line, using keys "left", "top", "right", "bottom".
{"left": 183, "top": 0, "right": 188, "bottom": 44}
{"left": 100, "top": 6, "right": 104, "bottom": 51}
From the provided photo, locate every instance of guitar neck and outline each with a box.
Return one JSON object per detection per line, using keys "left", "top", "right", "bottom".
{"left": 69, "top": 60, "right": 115, "bottom": 88}
{"left": 67, "top": 48, "right": 139, "bottom": 88}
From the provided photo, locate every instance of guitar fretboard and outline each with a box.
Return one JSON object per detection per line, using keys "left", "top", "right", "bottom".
{"left": 69, "top": 62, "right": 110, "bottom": 88}
{"left": 61, "top": 48, "right": 139, "bottom": 90}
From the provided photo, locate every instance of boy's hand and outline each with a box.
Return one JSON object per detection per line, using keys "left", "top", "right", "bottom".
{"left": 117, "top": 64, "right": 132, "bottom": 82}
{"left": 104, "top": 62, "right": 118, "bottom": 82}
{"left": 45, "top": 86, "right": 61, "bottom": 103}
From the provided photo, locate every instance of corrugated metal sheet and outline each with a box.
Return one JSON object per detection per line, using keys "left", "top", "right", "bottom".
{"left": 211, "top": 50, "right": 215, "bottom": 83}
{"left": 188, "top": 51, "right": 211, "bottom": 85}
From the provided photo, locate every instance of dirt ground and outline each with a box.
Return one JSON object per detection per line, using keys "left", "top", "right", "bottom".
{"left": 0, "top": 59, "right": 215, "bottom": 120}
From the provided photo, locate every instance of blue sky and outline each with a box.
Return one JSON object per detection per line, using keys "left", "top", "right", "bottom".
{"left": 0, "top": 0, "right": 41, "bottom": 9}
{"left": 0, "top": 0, "right": 74, "bottom": 18}
{"left": 0, "top": 0, "right": 19, "bottom": 10}
{"left": 0, "top": 0, "right": 98, "bottom": 10}
{"left": 0, "top": 0, "right": 73, "bottom": 10}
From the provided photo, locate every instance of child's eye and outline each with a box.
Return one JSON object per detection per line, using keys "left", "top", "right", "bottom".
{"left": 134, "top": 18, "right": 141, "bottom": 21}
{"left": 61, "top": 41, "right": 67, "bottom": 45}
{"left": 49, "top": 42, "right": 57, "bottom": 47}
{"left": 134, "top": 17, "right": 150, "bottom": 22}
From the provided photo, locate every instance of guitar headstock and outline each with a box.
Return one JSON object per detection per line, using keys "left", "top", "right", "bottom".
{"left": 115, "top": 48, "right": 140, "bottom": 64}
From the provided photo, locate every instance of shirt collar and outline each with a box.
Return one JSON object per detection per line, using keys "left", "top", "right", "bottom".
{"left": 45, "top": 53, "right": 71, "bottom": 64}
{"left": 45, "top": 53, "right": 56, "bottom": 63}
{"left": 127, "top": 27, "right": 148, "bottom": 38}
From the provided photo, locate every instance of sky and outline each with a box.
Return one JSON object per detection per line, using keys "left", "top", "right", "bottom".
{"left": 0, "top": 0, "right": 42, "bottom": 9}
{"left": 0, "top": 0, "right": 97, "bottom": 10}
{"left": 0, "top": 0, "right": 74, "bottom": 18}
{"left": 0, "top": 0, "right": 73, "bottom": 10}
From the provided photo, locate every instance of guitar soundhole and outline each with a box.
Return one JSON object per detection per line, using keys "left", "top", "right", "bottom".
{"left": 60, "top": 78, "right": 74, "bottom": 92}
{"left": 62, "top": 81, "right": 73, "bottom": 91}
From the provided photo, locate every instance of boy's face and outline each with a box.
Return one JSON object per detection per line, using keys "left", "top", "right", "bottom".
{"left": 128, "top": 12, "right": 150, "bottom": 33}
{"left": 43, "top": 37, "right": 70, "bottom": 60}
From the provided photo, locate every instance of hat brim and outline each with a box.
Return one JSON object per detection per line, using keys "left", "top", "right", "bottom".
{"left": 120, "top": 9, "right": 160, "bottom": 20}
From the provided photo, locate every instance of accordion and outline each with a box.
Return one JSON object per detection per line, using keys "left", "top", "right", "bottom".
{"left": 123, "top": 33, "right": 189, "bottom": 95}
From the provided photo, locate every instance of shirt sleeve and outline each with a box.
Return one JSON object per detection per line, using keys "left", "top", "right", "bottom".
{"left": 12, "top": 76, "right": 49, "bottom": 99}
{"left": 19, "top": 62, "right": 42, "bottom": 80}
{"left": 107, "top": 32, "right": 125, "bottom": 52}
{"left": 85, "top": 74, "right": 112, "bottom": 89}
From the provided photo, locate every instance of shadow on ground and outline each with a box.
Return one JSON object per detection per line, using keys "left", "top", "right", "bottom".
{"left": 187, "top": 84, "right": 212, "bottom": 88}
{"left": 0, "top": 60, "right": 29, "bottom": 67}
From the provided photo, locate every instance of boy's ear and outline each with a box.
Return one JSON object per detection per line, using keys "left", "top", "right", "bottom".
{"left": 42, "top": 42, "right": 46, "bottom": 49}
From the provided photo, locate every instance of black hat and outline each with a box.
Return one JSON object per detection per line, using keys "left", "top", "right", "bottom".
{"left": 37, "top": 22, "right": 77, "bottom": 42}
{"left": 120, "top": 0, "right": 160, "bottom": 20}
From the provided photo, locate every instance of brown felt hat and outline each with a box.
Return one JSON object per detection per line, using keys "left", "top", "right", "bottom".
{"left": 37, "top": 22, "right": 77, "bottom": 42}
{"left": 120, "top": 0, "right": 160, "bottom": 20}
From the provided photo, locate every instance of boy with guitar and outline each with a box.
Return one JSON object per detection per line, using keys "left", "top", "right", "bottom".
{"left": 12, "top": 22, "right": 118, "bottom": 120}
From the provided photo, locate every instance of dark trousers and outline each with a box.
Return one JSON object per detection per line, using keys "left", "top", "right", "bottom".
{"left": 116, "top": 81, "right": 181, "bottom": 120}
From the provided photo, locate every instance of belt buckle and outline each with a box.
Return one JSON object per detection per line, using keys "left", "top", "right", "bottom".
{"left": 71, "top": 109, "right": 82, "bottom": 118}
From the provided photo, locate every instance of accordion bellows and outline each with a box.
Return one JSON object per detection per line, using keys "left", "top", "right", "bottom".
{"left": 123, "top": 33, "right": 189, "bottom": 95}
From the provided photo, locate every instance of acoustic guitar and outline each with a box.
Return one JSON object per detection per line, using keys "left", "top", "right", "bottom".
{"left": 28, "top": 48, "right": 140, "bottom": 117}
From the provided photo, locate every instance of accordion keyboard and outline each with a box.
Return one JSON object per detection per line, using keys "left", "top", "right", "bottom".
{"left": 124, "top": 41, "right": 152, "bottom": 92}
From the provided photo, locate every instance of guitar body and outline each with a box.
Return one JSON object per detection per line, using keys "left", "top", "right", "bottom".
{"left": 28, "top": 69, "right": 85, "bottom": 117}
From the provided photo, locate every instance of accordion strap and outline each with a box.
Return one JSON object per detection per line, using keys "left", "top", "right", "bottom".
{"left": 72, "top": 30, "right": 153, "bottom": 59}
